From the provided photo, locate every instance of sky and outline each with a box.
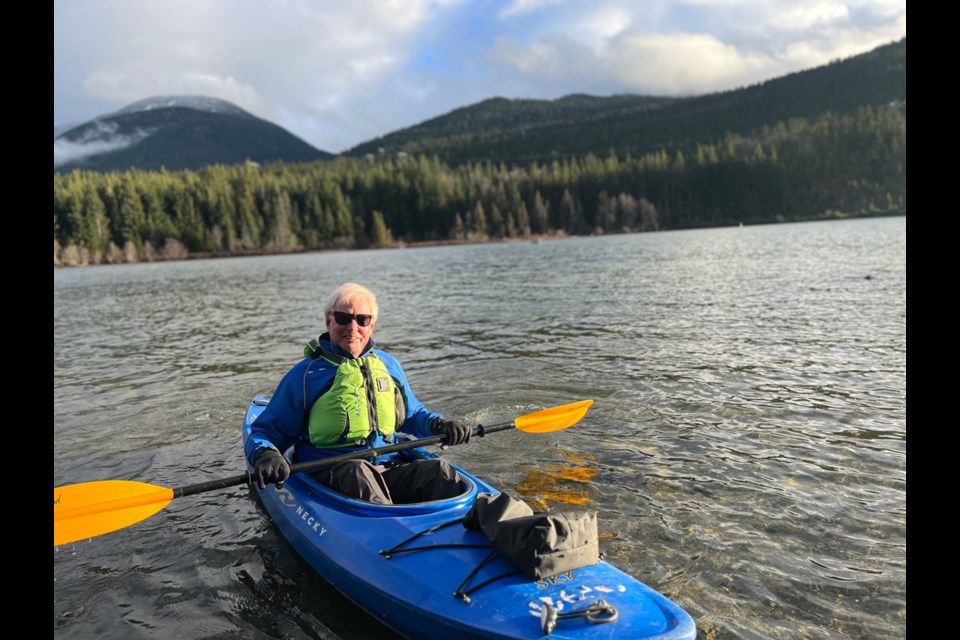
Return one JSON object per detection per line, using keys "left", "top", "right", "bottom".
{"left": 54, "top": 0, "right": 906, "bottom": 155}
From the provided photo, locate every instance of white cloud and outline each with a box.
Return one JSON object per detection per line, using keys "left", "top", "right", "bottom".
{"left": 569, "top": 5, "right": 632, "bottom": 48}
{"left": 487, "top": 0, "right": 904, "bottom": 97}
{"left": 56, "top": 0, "right": 454, "bottom": 149}
{"left": 610, "top": 33, "right": 772, "bottom": 93}
{"left": 492, "top": 30, "right": 774, "bottom": 95}
{"left": 53, "top": 121, "right": 152, "bottom": 167}
{"left": 492, "top": 35, "right": 568, "bottom": 77}
{"left": 499, "top": 0, "right": 568, "bottom": 19}
{"left": 84, "top": 65, "right": 270, "bottom": 118}
{"left": 54, "top": 0, "right": 906, "bottom": 152}
{"left": 766, "top": 2, "right": 849, "bottom": 31}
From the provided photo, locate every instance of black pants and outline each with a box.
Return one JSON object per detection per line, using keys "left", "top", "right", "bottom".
{"left": 314, "top": 458, "right": 464, "bottom": 504}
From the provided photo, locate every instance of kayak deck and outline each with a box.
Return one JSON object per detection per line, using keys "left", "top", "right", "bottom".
{"left": 244, "top": 398, "right": 696, "bottom": 640}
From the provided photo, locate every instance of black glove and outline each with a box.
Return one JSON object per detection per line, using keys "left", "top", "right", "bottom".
{"left": 254, "top": 448, "right": 290, "bottom": 489}
{"left": 433, "top": 419, "right": 472, "bottom": 446}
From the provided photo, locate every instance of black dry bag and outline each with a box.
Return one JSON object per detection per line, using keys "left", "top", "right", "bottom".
{"left": 463, "top": 492, "right": 600, "bottom": 580}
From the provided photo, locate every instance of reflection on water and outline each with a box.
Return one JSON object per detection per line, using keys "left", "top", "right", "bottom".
{"left": 54, "top": 217, "right": 905, "bottom": 640}
{"left": 514, "top": 453, "right": 600, "bottom": 509}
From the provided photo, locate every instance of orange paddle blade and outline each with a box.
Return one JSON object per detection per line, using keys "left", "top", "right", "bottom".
{"left": 54, "top": 480, "right": 174, "bottom": 546}
{"left": 514, "top": 400, "right": 594, "bottom": 433}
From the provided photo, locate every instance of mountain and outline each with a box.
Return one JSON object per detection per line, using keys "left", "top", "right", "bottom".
{"left": 345, "top": 38, "right": 906, "bottom": 165}
{"left": 52, "top": 39, "right": 904, "bottom": 176}
{"left": 54, "top": 123, "right": 75, "bottom": 138}
{"left": 54, "top": 96, "right": 333, "bottom": 173}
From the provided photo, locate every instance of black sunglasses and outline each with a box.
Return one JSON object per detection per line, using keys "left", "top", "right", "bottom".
{"left": 333, "top": 311, "right": 373, "bottom": 327}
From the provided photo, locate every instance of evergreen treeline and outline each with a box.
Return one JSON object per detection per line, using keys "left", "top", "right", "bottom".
{"left": 54, "top": 105, "right": 905, "bottom": 266}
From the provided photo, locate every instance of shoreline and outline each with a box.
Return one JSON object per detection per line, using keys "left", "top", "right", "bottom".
{"left": 53, "top": 212, "right": 904, "bottom": 268}
{"left": 53, "top": 233, "right": 568, "bottom": 268}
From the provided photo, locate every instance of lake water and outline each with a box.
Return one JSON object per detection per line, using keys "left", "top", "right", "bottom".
{"left": 54, "top": 216, "right": 906, "bottom": 640}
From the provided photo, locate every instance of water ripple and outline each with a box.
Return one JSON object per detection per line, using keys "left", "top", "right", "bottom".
{"left": 55, "top": 218, "right": 906, "bottom": 640}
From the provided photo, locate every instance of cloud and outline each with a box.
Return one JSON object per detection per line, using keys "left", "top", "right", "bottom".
{"left": 489, "top": 31, "right": 772, "bottom": 96}
{"left": 55, "top": 0, "right": 462, "bottom": 151}
{"left": 54, "top": 121, "right": 152, "bottom": 167}
{"left": 487, "top": 1, "right": 904, "bottom": 96}
{"left": 84, "top": 66, "right": 270, "bottom": 118}
{"left": 499, "top": 0, "right": 568, "bottom": 19}
{"left": 54, "top": 0, "right": 906, "bottom": 152}
{"left": 609, "top": 33, "right": 773, "bottom": 94}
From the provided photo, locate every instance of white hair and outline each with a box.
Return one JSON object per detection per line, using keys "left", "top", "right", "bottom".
{"left": 324, "top": 282, "right": 379, "bottom": 319}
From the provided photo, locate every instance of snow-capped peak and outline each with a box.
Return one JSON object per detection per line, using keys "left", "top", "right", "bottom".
{"left": 111, "top": 95, "right": 249, "bottom": 118}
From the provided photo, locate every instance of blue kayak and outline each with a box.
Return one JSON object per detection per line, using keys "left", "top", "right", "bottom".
{"left": 243, "top": 397, "right": 696, "bottom": 640}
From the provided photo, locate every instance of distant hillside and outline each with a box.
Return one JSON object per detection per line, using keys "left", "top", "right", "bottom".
{"left": 54, "top": 96, "right": 333, "bottom": 173}
{"left": 54, "top": 39, "right": 905, "bottom": 268}
{"left": 346, "top": 38, "right": 906, "bottom": 164}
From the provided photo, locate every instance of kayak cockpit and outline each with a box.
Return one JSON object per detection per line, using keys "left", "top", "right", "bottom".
{"left": 291, "top": 462, "right": 480, "bottom": 517}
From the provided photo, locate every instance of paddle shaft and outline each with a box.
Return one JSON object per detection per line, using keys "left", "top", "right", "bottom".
{"left": 173, "top": 420, "right": 514, "bottom": 498}
{"left": 54, "top": 400, "right": 592, "bottom": 546}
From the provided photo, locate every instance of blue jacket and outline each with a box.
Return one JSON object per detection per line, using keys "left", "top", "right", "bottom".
{"left": 244, "top": 334, "right": 443, "bottom": 466}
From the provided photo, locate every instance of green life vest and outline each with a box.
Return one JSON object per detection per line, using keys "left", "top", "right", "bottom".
{"left": 305, "top": 344, "right": 406, "bottom": 448}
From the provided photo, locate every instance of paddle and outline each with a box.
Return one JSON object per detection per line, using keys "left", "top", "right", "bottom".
{"left": 54, "top": 399, "right": 594, "bottom": 546}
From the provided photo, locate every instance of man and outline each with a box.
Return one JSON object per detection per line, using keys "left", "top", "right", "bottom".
{"left": 244, "top": 282, "right": 471, "bottom": 504}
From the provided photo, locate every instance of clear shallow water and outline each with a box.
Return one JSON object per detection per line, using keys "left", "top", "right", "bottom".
{"left": 54, "top": 217, "right": 906, "bottom": 640}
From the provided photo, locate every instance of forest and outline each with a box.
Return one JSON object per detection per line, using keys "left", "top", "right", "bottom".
{"left": 53, "top": 104, "right": 905, "bottom": 267}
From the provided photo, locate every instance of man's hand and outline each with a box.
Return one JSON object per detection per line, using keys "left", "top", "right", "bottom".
{"left": 434, "top": 419, "right": 472, "bottom": 446}
{"left": 254, "top": 448, "right": 290, "bottom": 489}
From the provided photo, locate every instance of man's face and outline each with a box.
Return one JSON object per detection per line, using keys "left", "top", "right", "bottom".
{"left": 326, "top": 296, "right": 376, "bottom": 357}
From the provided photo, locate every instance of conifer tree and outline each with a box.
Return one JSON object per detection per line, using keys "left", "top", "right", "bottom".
{"left": 530, "top": 190, "right": 549, "bottom": 234}
{"left": 469, "top": 200, "right": 488, "bottom": 238}
{"left": 370, "top": 210, "right": 392, "bottom": 248}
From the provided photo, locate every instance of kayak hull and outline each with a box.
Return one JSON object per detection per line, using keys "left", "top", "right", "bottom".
{"left": 244, "top": 397, "right": 696, "bottom": 640}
